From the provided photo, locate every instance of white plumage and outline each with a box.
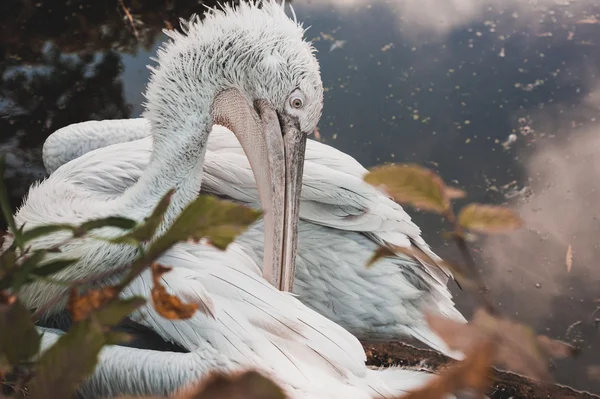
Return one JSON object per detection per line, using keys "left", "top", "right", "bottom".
{"left": 43, "top": 121, "right": 466, "bottom": 355}
{"left": 7, "top": 2, "right": 457, "bottom": 398}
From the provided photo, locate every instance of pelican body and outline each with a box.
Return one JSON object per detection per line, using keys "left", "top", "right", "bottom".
{"left": 5, "top": 2, "right": 453, "bottom": 398}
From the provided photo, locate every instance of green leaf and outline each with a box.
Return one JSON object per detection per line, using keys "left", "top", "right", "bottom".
{"left": 120, "top": 195, "right": 261, "bottom": 288}
{"left": 28, "top": 319, "right": 106, "bottom": 399}
{"left": 0, "top": 155, "right": 21, "bottom": 248}
{"left": 30, "top": 259, "right": 78, "bottom": 278}
{"left": 458, "top": 203, "right": 524, "bottom": 234}
{"left": 364, "top": 164, "right": 450, "bottom": 214}
{"left": 77, "top": 216, "right": 137, "bottom": 236}
{"left": 161, "top": 195, "right": 262, "bottom": 251}
{"left": 0, "top": 297, "right": 41, "bottom": 365}
{"left": 94, "top": 296, "right": 146, "bottom": 326}
{"left": 21, "top": 224, "right": 76, "bottom": 243}
{"left": 110, "top": 189, "right": 175, "bottom": 244}
{"left": 10, "top": 251, "right": 47, "bottom": 291}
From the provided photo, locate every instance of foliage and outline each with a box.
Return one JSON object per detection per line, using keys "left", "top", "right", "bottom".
{"left": 0, "top": 156, "right": 262, "bottom": 398}
{"left": 365, "top": 163, "right": 578, "bottom": 398}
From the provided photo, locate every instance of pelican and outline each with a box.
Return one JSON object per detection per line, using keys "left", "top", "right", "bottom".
{"left": 7, "top": 2, "right": 449, "bottom": 398}
{"left": 41, "top": 101, "right": 466, "bottom": 355}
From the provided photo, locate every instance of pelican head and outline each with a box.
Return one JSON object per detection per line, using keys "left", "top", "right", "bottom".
{"left": 144, "top": 1, "right": 323, "bottom": 291}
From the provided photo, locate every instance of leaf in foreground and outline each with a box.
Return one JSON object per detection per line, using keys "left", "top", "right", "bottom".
{"left": 151, "top": 263, "right": 205, "bottom": 320}
{"left": 67, "top": 287, "right": 119, "bottom": 322}
{"left": 0, "top": 295, "right": 40, "bottom": 365}
{"left": 175, "top": 370, "right": 286, "bottom": 399}
{"left": 364, "top": 164, "right": 450, "bottom": 213}
{"left": 426, "top": 308, "right": 576, "bottom": 381}
{"left": 399, "top": 340, "right": 493, "bottom": 399}
{"left": 28, "top": 319, "right": 106, "bottom": 399}
{"left": 457, "top": 204, "right": 523, "bottom": 234}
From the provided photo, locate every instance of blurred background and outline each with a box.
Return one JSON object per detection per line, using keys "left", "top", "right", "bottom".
{"left": 1, "top": 0, "right": 599, "bottom": 392}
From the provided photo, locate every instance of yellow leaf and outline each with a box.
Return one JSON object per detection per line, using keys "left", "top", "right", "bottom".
{"left": 458, "top": 204, "right": 523, "bottom": 234}
{"left": 565, "top": 244, "right": 573, "bottom": 273}
{"left": 364, "top": 164, "right": 449, "bottom": 214}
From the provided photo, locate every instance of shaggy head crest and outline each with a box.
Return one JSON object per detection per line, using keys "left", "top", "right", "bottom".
{"left": 144, "top": 0, "right": 323, "bottom": 138}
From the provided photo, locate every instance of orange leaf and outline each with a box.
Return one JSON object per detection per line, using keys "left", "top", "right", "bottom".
{"left": 151, "top": 263, "right": 200, "bottom": 320}
{"left": 67, "top": 286, "right": 118, "bottom": 322}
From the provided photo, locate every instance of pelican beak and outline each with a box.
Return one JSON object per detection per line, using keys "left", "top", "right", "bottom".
{"left": 211, "top": 89, "right": 307, "bottom": 292}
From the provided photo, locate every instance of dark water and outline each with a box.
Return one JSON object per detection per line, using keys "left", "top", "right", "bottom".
{"left": 1, "top": 0, "right": 600, "bottom": 394}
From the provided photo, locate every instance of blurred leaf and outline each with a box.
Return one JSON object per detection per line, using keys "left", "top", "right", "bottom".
{"left": 175, "top": 370, "right": 286, "bottom": 399}
{"left": 165, "top": 196, "right": 262, "bottom": 251}
{"left": 67, "top": 287, "right": 119, "bottom": 322}
{"left": 364, "top": 164, "right": 449, "bottom": 213}
{"left": 445, "top": 186, "right": 467, "bottom": 200}
{"left": 0, "top": 295, "right": 40, "bottom": 365}
{"left": 565, "top": 244, "right": 573, "bottom": 273}
{"left": 587, "top": 366, "right": 600, "bottom": 380}
{"left": 77, "top": 216, "right": 137, "bottom": 235}
{"left": 111, "top": 189, "right": 175, "bottom": 244}
{"left": 28, "top": 319, "right": 106, "bottom": 399}
{"left": 9, "top": 250, "right": 46, "bottom": 291}
{"left": 400, "top": 340, "right": 494, "bottom": 399}
{"left": 29, "top": 258, "right": 78, "bottom": 278}
{"left": 0, "top": 247, "right": 17, "bottom": 278}
{"left": 0, "top": 155, "right": 21, "bottom": 248}
{"left": 366, "top": 247, "right": 396, "bottom": 268}
{"left": 94, "top": 297, "right": 146, "bottom": 326}
{"left": 150, "top": 263, "right": 202, "bottom": 320}
{"left": 21, "top": 224, "right": 75, "bottom": 243}
{"left": 457, "top": 204, "right": 523, "bottom": 234}
{"left": 426, "top": 308, "right": 575, "bottom": 381}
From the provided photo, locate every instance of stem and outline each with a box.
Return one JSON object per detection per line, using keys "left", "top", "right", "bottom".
{"left": 453, "top": 230, "right": 499, "bottom": 316}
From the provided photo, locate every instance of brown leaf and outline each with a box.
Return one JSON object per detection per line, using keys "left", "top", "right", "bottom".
{"left": 426, "top": 308, "right": 574, "bottom": 382}
{"left": 458, "top": 204, "right": 523, "bottom": 234}
{"left": 175, "top": 370, "right": 286, "bottom": 399}
{"left": 364, "top": 164, "right": 450, "bottom": 213}
{"left": 400, "top": 340, "right": 494, "bottom": 399}
{"left": 366, "top": 246, "right": 396, "bottom": 268}
{"left": 150, "top": 263, "right": 202, "bottom": 320}
{"left": 536, "top": 335, "right": 577, "bottom": 359}
{"left": 565, "top": 244, "right": 573, "bottom": 273}
{"left": 587, "top": 366, "right": 600, "bottom": 380}
{"left": 67, "top": 287, "right": 118, "bottom": 322}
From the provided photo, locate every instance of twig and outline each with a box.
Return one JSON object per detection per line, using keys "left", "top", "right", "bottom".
{"left": 119, "top": 0, "right": 139, "bottom": 40}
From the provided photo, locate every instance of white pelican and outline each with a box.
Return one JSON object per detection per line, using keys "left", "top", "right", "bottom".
{"left": 41, "top": 110, "right": 466, "bottom": 356}
{"left": 7, "top": 2, "right": 449, "bottom": 398}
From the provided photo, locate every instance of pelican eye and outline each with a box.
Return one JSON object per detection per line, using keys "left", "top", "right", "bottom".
{"left": 289, "top": 96, "right": 304, "bottom": 109}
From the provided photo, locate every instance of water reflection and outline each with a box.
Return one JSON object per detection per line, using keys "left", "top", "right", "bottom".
{"left": 1, "top": 0, "right": 600, "bottom": 393}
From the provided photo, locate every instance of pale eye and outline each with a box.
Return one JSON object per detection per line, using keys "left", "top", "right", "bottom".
{"left": 289, "top": 96, "right": 304, "bottom": 109}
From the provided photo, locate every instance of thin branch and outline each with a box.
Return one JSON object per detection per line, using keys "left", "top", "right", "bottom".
{"left": 119, "top": 0, "right": 139, "bottom": 40}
